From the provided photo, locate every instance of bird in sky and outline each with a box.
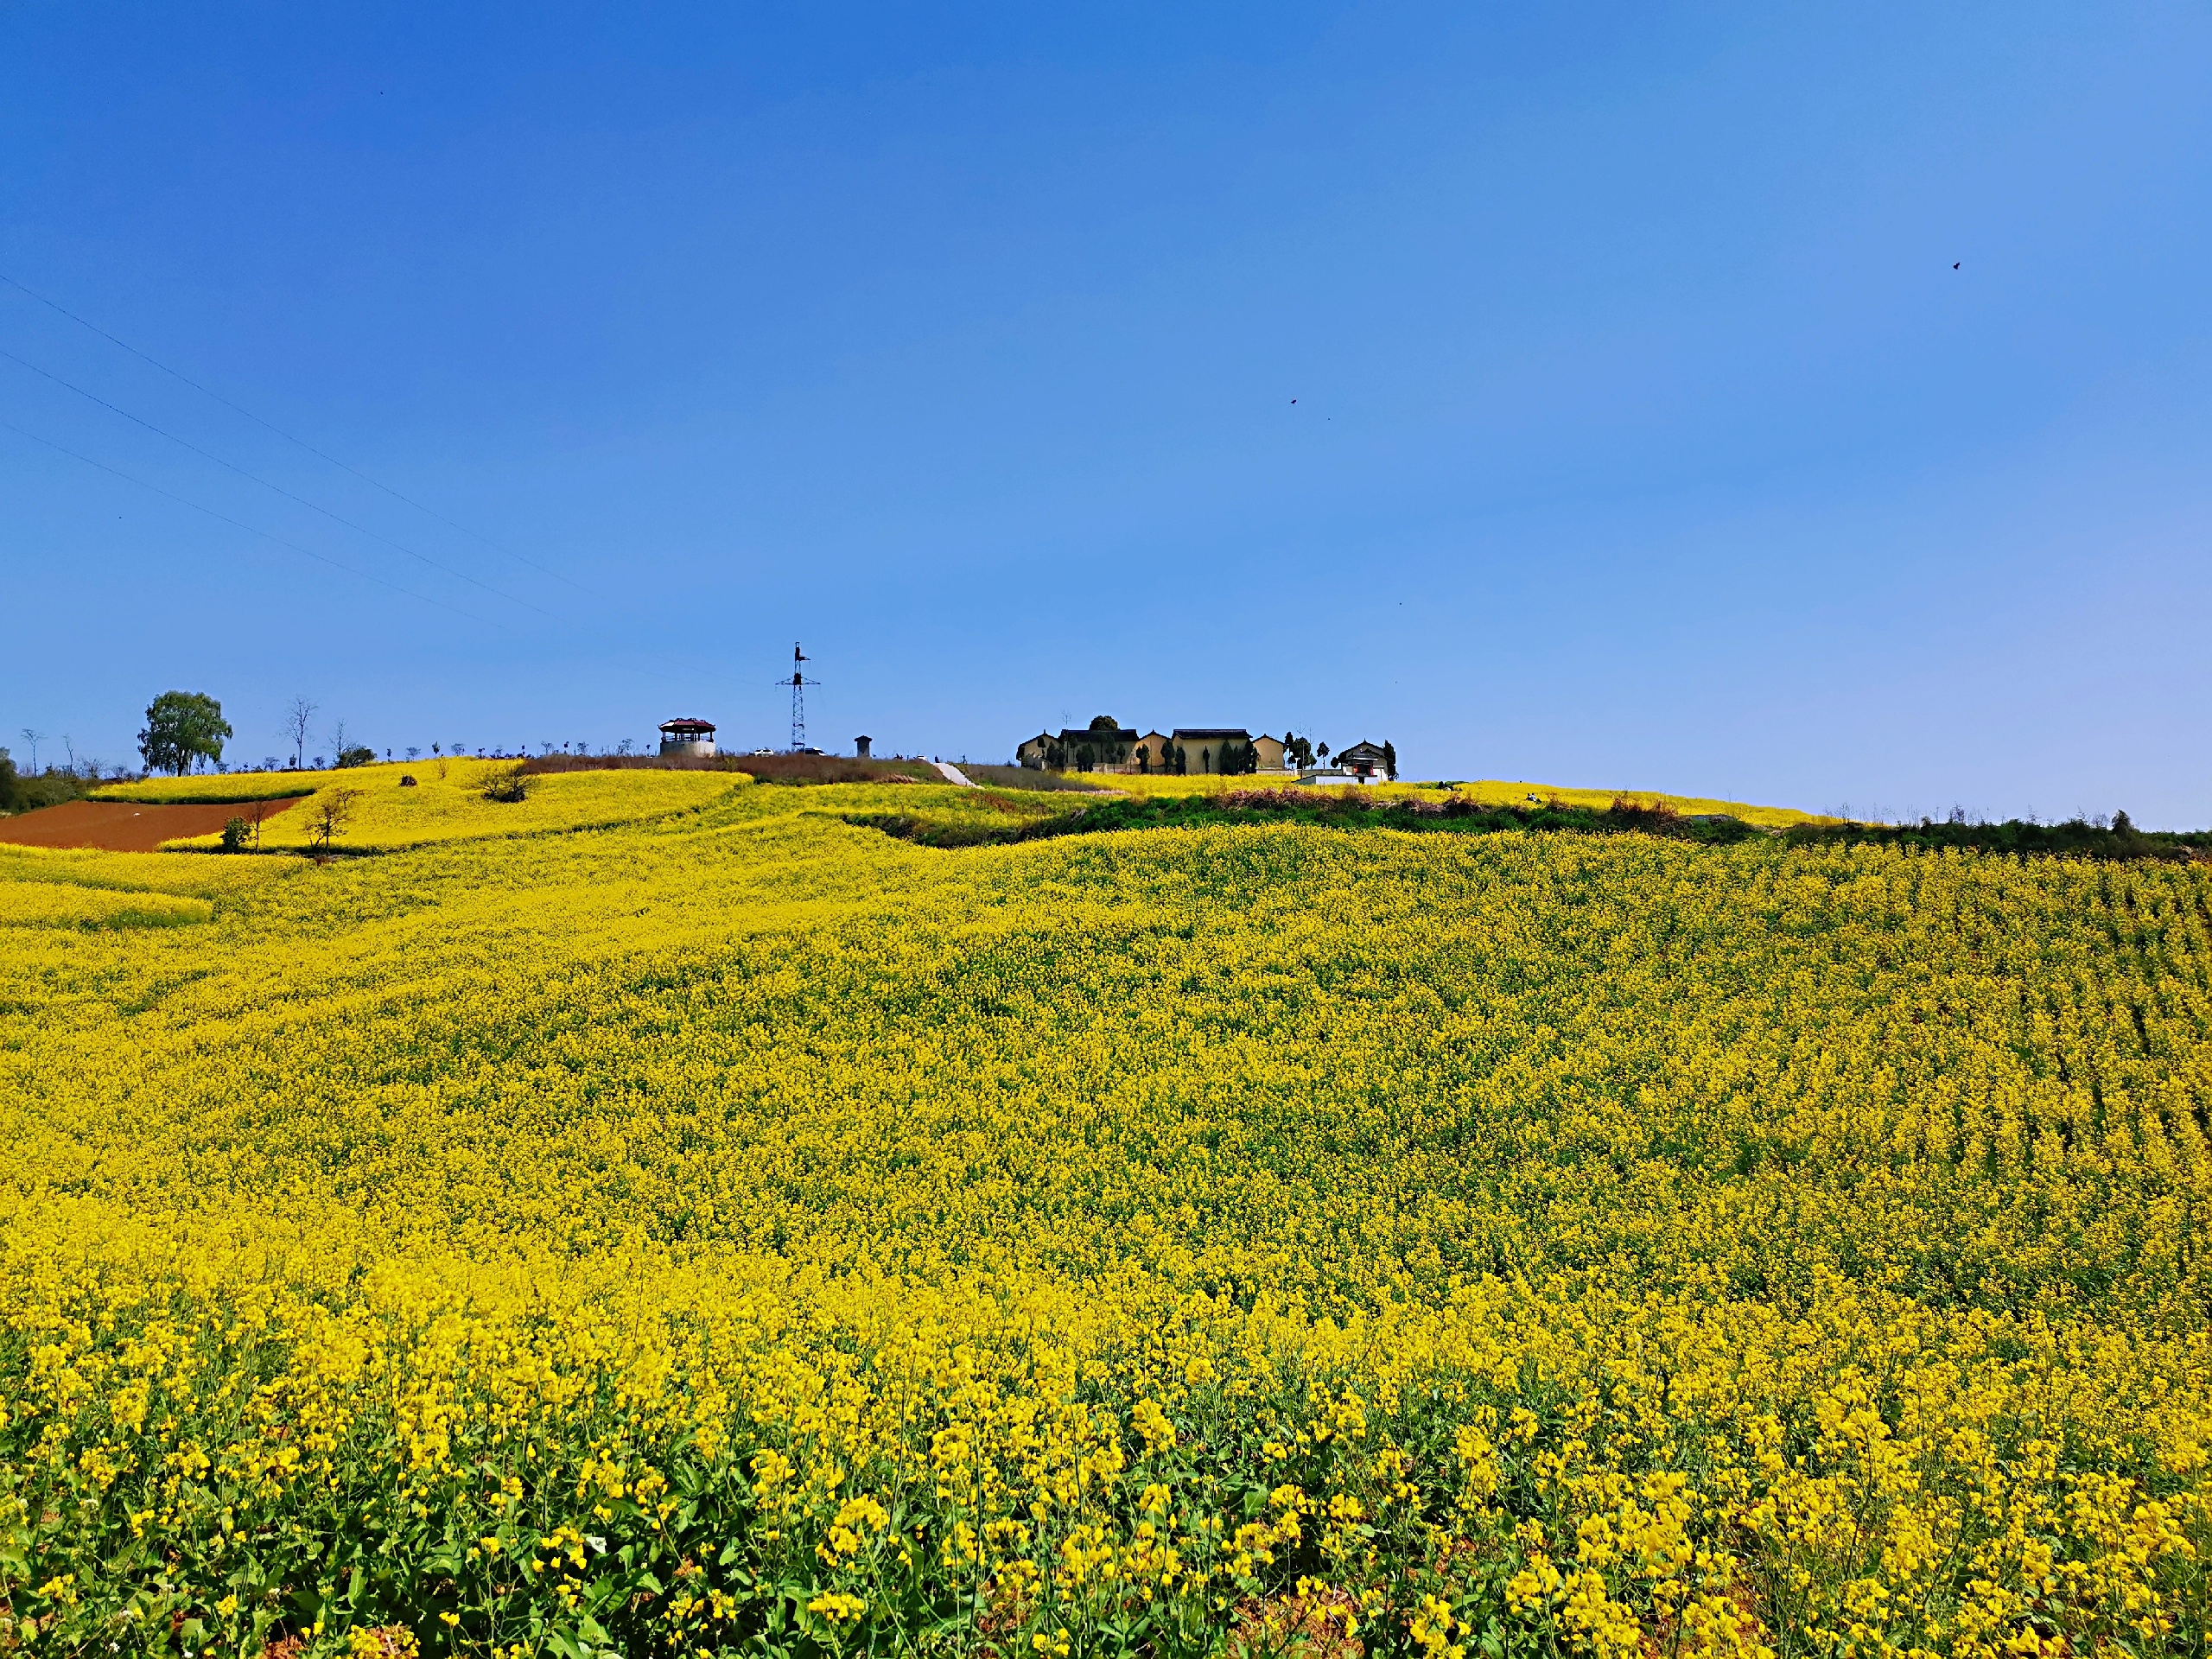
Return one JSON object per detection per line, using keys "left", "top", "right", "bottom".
{"left": 1953, "top": 262, "right": 1961, "bottom": 270}
{"left": 1291, "top": 398, "right": 1298, "bottom": 404}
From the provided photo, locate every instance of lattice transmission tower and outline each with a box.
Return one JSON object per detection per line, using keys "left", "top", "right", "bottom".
{"left": 780, "top": 642, "right": 822, "bottom": 753}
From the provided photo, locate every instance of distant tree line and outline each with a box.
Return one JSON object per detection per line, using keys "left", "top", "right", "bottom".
{"left": 1780, "top": 808, "right": 2212, "bottom": 862}
{"left": 0, "top": 750, "right": 95, "bottom": 814}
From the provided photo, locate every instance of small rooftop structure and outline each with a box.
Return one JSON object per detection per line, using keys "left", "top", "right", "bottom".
{"left": 658, "top": 716, "right": 717, "bottom": 759}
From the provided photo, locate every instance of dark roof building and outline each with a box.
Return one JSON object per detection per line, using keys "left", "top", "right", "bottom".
{"left": 1334, "top": 740, "right": 1390, "bottom": 779}
{"left": 1017, "top": 719, "right": 1291, "bottom": 775}
{"left": 1017, "top": 716, "right": 1140, "bottom": 772}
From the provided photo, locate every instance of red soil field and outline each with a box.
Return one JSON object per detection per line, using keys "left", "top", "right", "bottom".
{"left": 0, "top": 797, "right": 305, "bottom": 853}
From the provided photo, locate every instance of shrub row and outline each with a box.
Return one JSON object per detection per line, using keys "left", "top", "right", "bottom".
{"left": 851, "top": 790, "right": 1768, "bottom": 849}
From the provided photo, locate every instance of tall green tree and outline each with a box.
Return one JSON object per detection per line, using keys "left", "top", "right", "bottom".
{"left": 137, "top": 691, "right": 232, "bottom": 776}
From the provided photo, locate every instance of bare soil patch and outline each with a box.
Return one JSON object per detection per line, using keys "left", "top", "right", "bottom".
{"left": 0, "top": 796, "right": 304, "bottom": 852}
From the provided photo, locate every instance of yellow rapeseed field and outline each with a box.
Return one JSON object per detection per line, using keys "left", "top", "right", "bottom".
{"left": 3, "top": 774, "right": 2206, "bottom": 1658}
{"left": 97, "top": 762, "right": 742, "bottom": 854}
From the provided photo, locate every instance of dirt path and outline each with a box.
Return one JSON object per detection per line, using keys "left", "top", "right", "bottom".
{"left": 0, "top": 797, "right": 306, "bottom": 852}
{"left": 931, "top": 760, "right": 976, "bottom": 787}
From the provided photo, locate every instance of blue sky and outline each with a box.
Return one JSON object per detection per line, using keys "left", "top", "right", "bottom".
{"left": 3, "top": 3, "right": 2208, "bottom": 820}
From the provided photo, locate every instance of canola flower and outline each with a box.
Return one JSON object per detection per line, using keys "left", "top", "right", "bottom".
{"left": 2, "top": 777, "right": 2208, "bottom": 1657}
{"left": 137, "top": 760, "right": 745, "bottom": 854}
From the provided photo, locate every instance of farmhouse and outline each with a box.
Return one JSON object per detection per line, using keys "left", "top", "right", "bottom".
{"left": 1171, "top": 729, "right": 1287, "bottom": 777}
{"left": 1017, "top": 717, "right": 1290, "bottom": 775}
{"left": 1332, "top": 740, "right": 1391, "bottom": 781}
{"left": 658, "top": 717, "right": 717, "bottom": 758}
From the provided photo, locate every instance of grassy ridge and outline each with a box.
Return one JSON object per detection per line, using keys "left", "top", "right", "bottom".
{"left": 1783, "top": 812, "right": 2212, "bottom": 861}
{"left": 1071, "top": 772, "right": 1828, "bottom": 826}
{"left": 851, "top": 788, "right": 1769, "bottom": 849}
{"left": 92, "top": 772, "right": 321, "bottom": 804}
{"left": 861, "top": 787, "right": 2212, "bottom": 863}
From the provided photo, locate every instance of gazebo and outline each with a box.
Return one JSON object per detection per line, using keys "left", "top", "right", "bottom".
{"left": 658, "top": 717, "right": 717, "bottom": 759}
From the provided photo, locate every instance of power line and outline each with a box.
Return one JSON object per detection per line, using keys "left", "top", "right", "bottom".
{"left": 0, "top": 268, "right": 594, "bottom": 595}
{"left": 0, "top": 415, "right": 500, "bottom": 629}
{"left": 0, "top": 345, "right": 556, "bottom": 619}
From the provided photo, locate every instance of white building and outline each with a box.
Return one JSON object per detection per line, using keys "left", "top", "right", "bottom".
{"left": 658, "top": 717, "right": 717, "bottom": 758}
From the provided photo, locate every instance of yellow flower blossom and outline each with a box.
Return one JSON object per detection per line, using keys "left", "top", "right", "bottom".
{"left": 0, "top": 779, "right": 2208, "bottom": 1655}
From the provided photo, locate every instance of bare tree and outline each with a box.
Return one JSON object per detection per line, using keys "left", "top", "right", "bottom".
{"left": 283, "top": 697, "right": 317, "bottom": 770}
{"left": 17, "top": 728, "right": 43, "bottom": 772}
{"left": 308, "top": 787, "right": 360, "bottom": 854}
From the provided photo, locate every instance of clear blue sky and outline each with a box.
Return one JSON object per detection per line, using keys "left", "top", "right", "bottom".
{"left": 3, "top": 3, "right": 2208, "bottom": 821}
